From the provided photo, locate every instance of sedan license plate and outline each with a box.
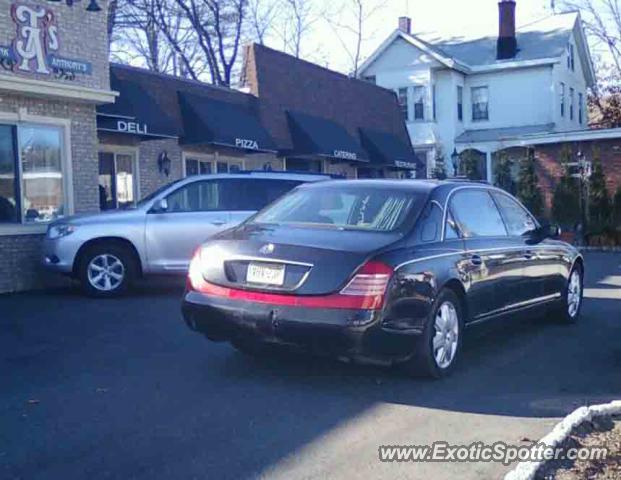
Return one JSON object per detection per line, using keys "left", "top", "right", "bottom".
{"left": 246, "top": 263, "right": 285, "bottom": 286}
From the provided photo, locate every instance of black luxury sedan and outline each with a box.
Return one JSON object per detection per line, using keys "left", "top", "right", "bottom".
{"left": 181, "top": 180, "right": 584, "bottom": 378}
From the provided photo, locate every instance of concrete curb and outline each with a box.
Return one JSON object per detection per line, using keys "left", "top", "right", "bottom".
{"left": 504, "top": 400, "right": 621, "bottom": 480}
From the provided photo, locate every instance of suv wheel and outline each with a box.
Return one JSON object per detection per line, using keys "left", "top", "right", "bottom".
{"left": 404, "top": 289, "right": 464, "bottom": 379}
{"left": 78, "top": 243, "right": 136, "bottom": 297}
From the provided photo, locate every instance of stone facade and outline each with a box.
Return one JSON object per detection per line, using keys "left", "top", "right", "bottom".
{"left": 0, "top": 0, "right": 111, "bottom": 293}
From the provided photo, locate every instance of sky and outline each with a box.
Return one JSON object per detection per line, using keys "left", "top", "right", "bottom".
{"left": 301, "top": 0, "right": 555, "bottom": 73}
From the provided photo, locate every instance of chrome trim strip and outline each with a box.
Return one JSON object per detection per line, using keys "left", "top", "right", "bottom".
{"left": 226, "top": 255, "right": 314, "bottom": 268}
{"left": 469, "top": 292, "right": 562, "bottom": 325}
{"left": 395, "top": 245, "right": 559, "bottom": 271}
{"left": 223, "top": 256, "right": 314, "bottom": 292}
{"left": 395, "top": 251, "right": 463, "bottom": 270}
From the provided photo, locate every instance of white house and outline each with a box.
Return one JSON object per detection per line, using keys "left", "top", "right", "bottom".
{"left": 358, "top": 0, "right": 596, "bottom": 181}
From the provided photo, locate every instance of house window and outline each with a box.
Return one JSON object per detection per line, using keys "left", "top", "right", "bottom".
{"left": 457, "top": 86, "right": 463, "bottom": 121}
{"left": 432, "top": 85, "right": 437, "bottom": 120}
{"left": 560, "top": 83, "right": 565, "bottom": 117}
{"left": 413, "top": 86, "right": 426, "bottom": 121}
{"left": 396, "top": 88, "right": 409, "bottom": 121}
{"left": 0, "top": 123, "right": 65, "bottom": 224}
{"left": 570, "top": 87, "right": 575, "bottom": 121}
{"left": 98, "top": 150, "right": 137, "bottom": 211}
{"left": 471, "top": 86, "right": 489, "bottom": 121}
{"left": 568, "top": 44, "right": 575, "bottom": 71}
{"left": 579, "top": 92, "right": 584, "bottom": 124}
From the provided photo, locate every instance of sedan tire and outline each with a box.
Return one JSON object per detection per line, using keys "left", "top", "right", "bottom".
{"left": 78, "top": 243, "right": 136, "bottom": 298}
{"left": 404, "top": 288, "right": 464, "bottom": 379}
{"left": 555, "top": 263, "right": 584, "bottom": 324}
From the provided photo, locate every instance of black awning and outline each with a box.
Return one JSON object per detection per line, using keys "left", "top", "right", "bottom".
{"left": 178, "top": 92, "right": 277, "bottom": 153}
{"left": 286, "top": 111, "right": 368, "bottom": 163}
{"left": 359, "top": 128, "right": 421, "bottom": 169}
{"left": 97, "top": 70, "right": 180, "bottom": 139}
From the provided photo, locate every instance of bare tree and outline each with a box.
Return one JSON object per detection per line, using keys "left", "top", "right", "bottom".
{"left": 247, "top": 0, "right": 279, "bottom": 45}
{"left": 162, "top": 0, "right": 246, "bottom": 85}
{"left": 323, "top": 0, "right": 386, "bottom": 76}
{"left": 278, "top": 0, "right": 317, "bottom": 58}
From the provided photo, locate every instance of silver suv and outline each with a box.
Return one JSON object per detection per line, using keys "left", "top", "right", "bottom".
{"left": 42, "top": 172, "right": 332, "bottom": 296}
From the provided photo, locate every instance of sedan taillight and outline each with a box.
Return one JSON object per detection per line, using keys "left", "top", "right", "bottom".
{"left": 187, "top": 257, "right": 394, "bottom": 311}
{"left": 340, "top": 260, "right": 394, "bottom": 297}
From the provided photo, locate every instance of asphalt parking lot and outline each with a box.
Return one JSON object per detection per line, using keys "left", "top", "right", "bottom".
{"left": 1, "top": 252, "right": 620, "bottom": 480}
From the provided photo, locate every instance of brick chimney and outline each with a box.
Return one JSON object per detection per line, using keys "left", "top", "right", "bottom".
{"left": 497, "top": 0, "right": 517, "bottom": 59}
{"left": 398, "top": 16, "right": 411, "bottom": 34}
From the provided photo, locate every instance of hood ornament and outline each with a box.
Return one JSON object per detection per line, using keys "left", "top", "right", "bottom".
{"left": 259, "top": 243, "right": 275, "bottom": 255}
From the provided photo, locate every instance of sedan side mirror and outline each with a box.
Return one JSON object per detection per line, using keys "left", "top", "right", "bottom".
{"left": 150, "top": 198, "right": 168, "bottom": 213}
{"left": 545, "top": 223, "right": 561, "bottom": 239}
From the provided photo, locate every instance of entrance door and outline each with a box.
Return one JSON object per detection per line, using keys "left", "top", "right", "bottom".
{"left": 98, "top": 151, "right": 136, "bottom": 210}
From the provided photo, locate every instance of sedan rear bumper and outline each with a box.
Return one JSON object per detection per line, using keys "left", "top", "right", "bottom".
{"left": 182, "top": 290, "right": 418, "bottom": 364}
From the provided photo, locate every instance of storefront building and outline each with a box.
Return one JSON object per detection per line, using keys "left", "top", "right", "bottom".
{"left": 0, "top": 2, "right": 418, "bottom": 293}
{"left": 0, "top": 0, "right": 115, "bottom": 292}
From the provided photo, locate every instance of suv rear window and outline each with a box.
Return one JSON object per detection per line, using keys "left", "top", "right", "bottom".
{"left": 252, "top": 186, "right": 420, "bottom": 232}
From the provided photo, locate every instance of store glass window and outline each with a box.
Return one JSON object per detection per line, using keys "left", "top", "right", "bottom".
{"left": 98, "top": 151, "right": 136, "bottom": 210}
{"left": 0, "top": 125, "right": 18, "bottom": 223}
{"left": 185, "top": 155, "right": 242, "bottom": 176}
{"left": 286, "top": 158, "right": 323, "bottom": 173}
{"left": 0, "top": 123, "right": 65, "bottom": 224}
{"left": 185, "top": 157, "right": 213, "bottom": 176}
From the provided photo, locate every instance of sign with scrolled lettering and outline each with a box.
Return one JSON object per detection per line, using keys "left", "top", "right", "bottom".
{"left": 7, "top": 2, "right": 92, "bottom": 77}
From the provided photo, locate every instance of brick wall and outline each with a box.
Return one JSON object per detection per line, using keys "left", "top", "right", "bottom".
{"left": 534, "top": 139, "right": 621, "bottom": 210}
{"left": 0, "top": 234, "right": 70, "bottom": 292}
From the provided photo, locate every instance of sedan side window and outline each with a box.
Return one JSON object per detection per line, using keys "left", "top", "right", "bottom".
{"left": 491, "top": 192, "right": 537, "bottom": 236}
{"left": 415, "top": 201, "right": 443, "bottom": 244}
{"left": 451, "top": 189, "right": 507, "bottom": 237}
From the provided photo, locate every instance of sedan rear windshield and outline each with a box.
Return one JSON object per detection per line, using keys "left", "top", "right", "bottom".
{"left": 251, "top": 186, "right": 420, "bottom": 232}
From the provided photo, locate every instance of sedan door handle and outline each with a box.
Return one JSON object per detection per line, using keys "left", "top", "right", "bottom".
{"left": 470, "top": 254, "right": 482, "bottom": 267}
{"left": 210, "top": 221, "right": 226, "bottom": 226}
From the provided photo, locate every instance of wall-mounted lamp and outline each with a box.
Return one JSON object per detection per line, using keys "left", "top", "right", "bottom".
{"left": 158, "top": 151, "right": 171, "bottom": 176}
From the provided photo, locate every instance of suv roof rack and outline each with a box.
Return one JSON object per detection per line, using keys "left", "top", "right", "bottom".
{"left": 237, "top": 170, "right": 345, "bottom": 179}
